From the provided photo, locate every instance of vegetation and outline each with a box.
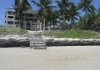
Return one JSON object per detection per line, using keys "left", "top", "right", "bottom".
{"left": 32, "top": 0, "right": 55, "bottom": 30}
{"left": 43, "top": 30, "right": 100, "bottom": 39}
{"left": 78, "top": 0, "right": 96, "bottom": 30}
{"left": 0, "top": 27, "right": 27, "bottom": 35}
{"left": 13, "top": 0, "right": 32, "bottom": 29}
{"left": 55, "top": 0, "right": 72, "bottom": 29}
{"left": 11, "top": 0, "right": 100, "bottom": 32}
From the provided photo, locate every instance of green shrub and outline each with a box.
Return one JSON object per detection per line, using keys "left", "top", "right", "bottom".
{"left": 0, "top": 27, "right": 27, "bottom": 35}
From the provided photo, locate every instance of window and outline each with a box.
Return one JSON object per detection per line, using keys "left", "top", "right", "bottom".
{"left": 26, "top": 23, "right": 30, "bottom": 27}
{"left": 25, "top": 19, "right": 29, "bottom": 21}
{"left": 8, "top": 16, "right": 14, "bottom": 18}
{"left": 29, "top": 19, "right": 33, "bottom": 21}
{"left": 32, "top": 24, "right": 35, "bottom": 25}
{"left": 30, "top": 14, "right": 33, "bottom": 17}
{"left": 15, "top": 17, "right": 18, "bottom": 20}
{"left": 34, "top": 19, "right": 37, "bottom": 21}
{"left": 15, "top": 22, "right": 17, "bottom": 24}
{"left": 5, "top": 21, "right": 6, "bottom": 23}
{"left": 7, "top": 11, "right": 12, "bottom": 15}
{"left": 8, "top": 21, "right": 13, "bottom": 24}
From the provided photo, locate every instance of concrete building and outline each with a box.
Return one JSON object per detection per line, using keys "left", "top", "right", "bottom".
{"left": 5, "top": 8, "right": 41, "bottom": 31}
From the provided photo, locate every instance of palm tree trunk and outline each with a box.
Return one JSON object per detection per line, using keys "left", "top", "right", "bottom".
{"left": 16, "top": 8, "right": 20, "bottom": 27}
{"left": 64, "top": 17, "right": 66, "bottom": 30}
{"left": 50, "top": 21, "right": 52, "bottom": 30}
{"left": 38, "top": 18, "right": 42, "bottom": 31}
{"left": 62, "top": 14, "right": 66, "bottom": 30}
{"left": 20, "top": 14, "right": 23, "bottom": 29}
{"left": 72, "top": 19, "right": 75, "bottom": 29}
{"left": 43, "top": 18, "right": 45, "bottom": 31}
{"left": 84, "top": 10, "right": 88, "bottom": 30}
{"left": 24, "top": 14, "right": 26, "bottom": 29}
{"left": 71, "top": 20, "right": 73, "bottom": 29}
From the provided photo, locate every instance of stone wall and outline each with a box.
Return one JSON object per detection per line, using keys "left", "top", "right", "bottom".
{"left": 46, "top": 39, "right": 100, "bottom": 46}
{"left": 0, "top": 39, "right": 30, "bottom": 47}
{"left": 1, "top": 37, "right": 100, "bottom": 47}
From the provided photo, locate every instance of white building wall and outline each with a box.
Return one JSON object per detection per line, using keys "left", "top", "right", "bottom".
{"left": 5, "top": 8, "right": 40, "bottom": 30}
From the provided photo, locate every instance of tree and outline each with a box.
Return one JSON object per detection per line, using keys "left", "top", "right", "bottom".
{"left": 91, "top": 6, "right": 100, "bottom": 31}
{"left": 78, "top": 0, "right": 95, "bottom": 14}
{"left": 55, "top": 0, "right": 72, "bottom": 29}
{"left": 46, "top": 8, "right": 59, "bottom": 29}
{"left": 78, "top": 0, "right": 95, "bottom": 29}
{"left": 77, "top": 16, "right": 85, "bottom": 29}
{"left": 13, "top": 0, "right": 32, "bottom": 29}
{"left": 68, "top": 3, "right": 80, "bottom": 29}
{"left": 36, "top": 9, "right": 44, "bottom": 30}
{"left": 32, "top": 0, "right": 54, "bottom": 30}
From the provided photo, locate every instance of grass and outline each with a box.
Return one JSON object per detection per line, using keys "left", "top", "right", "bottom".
{"left": 0, "top": 27, "right": 27, "bottom": 35}
{"left": 43, "top": 30, "right": 100, "bottom": 39}
{"left": 0, "top": 27, "right": 100, "bottom": 39}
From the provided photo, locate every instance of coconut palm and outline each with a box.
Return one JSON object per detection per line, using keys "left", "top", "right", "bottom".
{"left": 51, "top": 10, "right": 59, "bottom": 28}
{"left": 68, "top": 3, "right": 80, "bottom": 29}
{"left": 46, "top": 8, "right": 59, "bottom": 29}
{"left": 78, "top": 0, "right": 93, "bottom": 13}
{"left": 78, "top": 0, "right": 95, "bottom": 29}
{"left": 90, "top": 8, "right": 100, "bottom": 31}
{"left": 35, "top": 9, "right": 44, "bottom": 30}
{"left": 77, "top": 16, "right": 85, "bottom": 29}
{"left": 55, "top": 0, "right": 72, "bottom": 28}
{"left": 55, "top": 0, "right": 72, "bottom": 30}
{"left": 32, "top": 0, "right": 54, "bottom": 30}
{"left": 13, "top": 0, "right": 32, "bottom": 29}
{"left": 13, "top": 0, "right": 20, "bottom": 27}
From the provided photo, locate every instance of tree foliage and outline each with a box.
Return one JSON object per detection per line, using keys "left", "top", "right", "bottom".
{"left": 12, "top": 0, "right": 100, "bottom": 32}
{"left": 13, "top": 0, "right": 32, "bottom": 29}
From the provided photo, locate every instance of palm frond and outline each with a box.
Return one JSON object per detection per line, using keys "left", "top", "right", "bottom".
{"left": 31, "top": 0, "right": 41, "bottom": 7}
{"left": 24, "top": 0, "right": 32, "bottom": 9}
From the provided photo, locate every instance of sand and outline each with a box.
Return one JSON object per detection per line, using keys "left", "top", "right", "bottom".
{"left": 0, "top": 46, "right": 100, "bottom": 70}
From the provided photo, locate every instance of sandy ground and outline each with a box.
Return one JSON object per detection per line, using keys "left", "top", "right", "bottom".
{"left": 0, "top": 46, "right": 100, "bottom": 70}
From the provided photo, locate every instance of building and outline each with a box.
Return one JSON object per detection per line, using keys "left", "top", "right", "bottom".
{"left": 5, "top": 8, "right": 41, "bottom": 31}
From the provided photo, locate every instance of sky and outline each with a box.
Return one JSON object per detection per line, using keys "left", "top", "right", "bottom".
{"left": 0, "top": 0, "right": 99, "bottom": 25}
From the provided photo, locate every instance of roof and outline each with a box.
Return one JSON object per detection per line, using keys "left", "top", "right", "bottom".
{"left": 6, "top": 8, "right": 38, "bottom": 14}
{"left": 23, "top": 9, "right": 38, "bottom": 14}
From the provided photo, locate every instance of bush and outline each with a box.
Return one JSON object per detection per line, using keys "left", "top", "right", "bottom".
{"left": 0, "top": 27, "right": 27, "bottom": 35}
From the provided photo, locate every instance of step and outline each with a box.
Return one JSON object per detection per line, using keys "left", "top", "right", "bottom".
{"left": 30, "top": 43, "right": 46, "bottom": 49}
{"left": 30, "top": 37, "right": 46, "bottom": 49}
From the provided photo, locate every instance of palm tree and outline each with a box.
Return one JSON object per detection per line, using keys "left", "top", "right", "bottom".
{"left": 46, "top": 8, "right": 59, "bottom": 29}
{"left": 35, "top": 9, "right": 44, "bottom": 30}
{"left": 95, "top": 5, "right": 100, "bottom": 19}
{"left": 68, "top": 3, "right": 80, "bottom": 29}
{"left": 13, "top": 0, "right": 32, "bottom": 29}
{"left": 52, "top": 10, "right": 59, "bottom": 28}
{"left": 32, "top": 0, "right": 54, "bottom": 30}
{"left": 46, "top": 8, "right": 53, "bottom": 29}
{"left": 55, "top": 0, "right": 72, "bottom": 29}
{"left": 78, "top": 0, "right": 94, "bottom": 29}
{"left": 77, "top": 16, "right": 85, "bottom": 29}
{"left": 13, "top": 0, "right": 20, "bottom": 27}
{"left": 90, "top": 6, "right": 100, "bottom": 31}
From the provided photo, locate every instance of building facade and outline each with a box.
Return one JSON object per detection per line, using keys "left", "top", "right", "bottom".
{"left": 5, "top": 8, "right": 41, "bottom": 31}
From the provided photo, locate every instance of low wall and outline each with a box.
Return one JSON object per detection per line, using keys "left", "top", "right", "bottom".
{"left": 0, "top": 39, "right": 30, "bottom": 47}
{"left": 46, "top": 39, "right": 100, "bottom": 46}
{"left": 1, "top": 38, "right": 100, "bottom": 47}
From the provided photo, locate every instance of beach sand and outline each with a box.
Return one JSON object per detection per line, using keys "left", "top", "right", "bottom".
{"left": 0, "top": 46, "right": 100, "bottom": 70}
